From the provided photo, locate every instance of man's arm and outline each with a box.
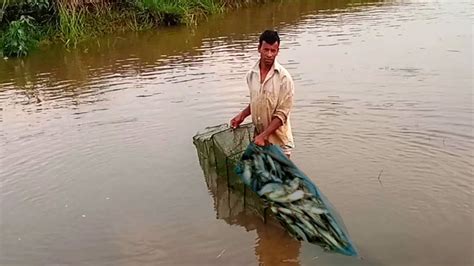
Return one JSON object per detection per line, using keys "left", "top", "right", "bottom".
{"left": 254, "top": 75, "right": 294, "bottom": 146}
{"left": 254, "top": 117, "right": 282, "bottom": 146}
{"left": 230, "top": 104, "right": 251, "bottom": 129}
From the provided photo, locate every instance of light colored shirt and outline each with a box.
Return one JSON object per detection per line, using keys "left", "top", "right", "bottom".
{"left": 246, "top": 60, "right": 295, "bottom": 148}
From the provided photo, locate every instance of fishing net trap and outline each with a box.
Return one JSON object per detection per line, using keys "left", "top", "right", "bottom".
{"left": 193, "top": 123, "right": 358, "bottom": 256}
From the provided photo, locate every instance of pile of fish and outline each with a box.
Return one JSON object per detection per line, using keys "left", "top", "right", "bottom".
{"left": 237, "top": 145, "right": 356, "bottom": 256}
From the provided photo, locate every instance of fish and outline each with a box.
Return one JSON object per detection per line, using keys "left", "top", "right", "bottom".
{"left": 316, "top": 226, "right": 344, "bottom": 251}
{"left": 270, "top": 190, "right": 305, "bottom": 203}
{"left": 295, "top": 222, "right": 315, "bottom": 240}
{"left": 271, "top": 175, "right": 283, "bottom": 184}
{"left": 261, "top": 150, "right": 292, "bottom": 168}
{"left": 258, "top": 183, "right": 285, "bottom": 196}
{"left": 301, "top": 208, "right": 328, "bottom": 231}
{"left": 273, "top": 163, "right": 284, "bottom": 179}
{"left": 325, "top": 215, "right": 346, "bottom": 240}
{"left": 277, "top": 212, "right": 292, "bottom": 222}
{"left": 241, "top": 160, "right": 252, "bottom": 185}
{"left": 277, "top": 207, "right": 294, "bottom": 216}
{"left": 327, "top": 223, "right": 347, "bottom": 246}
{"left": 287, "top": 204, "right": 305, "bottom": 215}
{"left": 253, "top": 154, "right": 266, "bottom": 172}
{"left": 256, "top": 170, "right": 271, "bottom": 182}
{"left": 270, "top": 206, "right": 278, "bottom": 213}
{"left": 237, "top": 147, "right": 352, "bottom": 255}
{"left": 289, "top": 223, "right": 308, "bottom": 242}
{"left": 291, "top": 178, "right": 300, "bottom": 188}
{"left": 310, "top": 207, "right": 328, "bottom": 215}
{"left": 265, "top": 154, "right": 277, "bottom": 174}
{"left": 295, "top": 213, "right": 319, "bottom": 237}
{"left": 311, "top": 197, "right": 325, "bottom": 207}
{"left": 266, "top": 154, "right": 276, "bottom": 169}
{"left": 266, "top": 185, "right": 288, "bottom": 199}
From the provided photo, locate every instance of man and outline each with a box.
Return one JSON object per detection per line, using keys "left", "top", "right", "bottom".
{"left": 230, "top": 30, "right": 295, "bottom": 157}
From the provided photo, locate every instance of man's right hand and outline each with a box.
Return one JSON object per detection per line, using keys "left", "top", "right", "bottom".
{"left": 230, "top": 105, "right": 251, "bottom": 129}
{"left": 230, "top": 114, "right": 244, "bottom": 129}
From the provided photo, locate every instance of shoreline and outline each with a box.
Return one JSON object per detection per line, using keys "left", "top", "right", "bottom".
{"left": 0, "top": 0, "right": 273, "bottom": 57}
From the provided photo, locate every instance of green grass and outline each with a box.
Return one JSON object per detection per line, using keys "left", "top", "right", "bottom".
{"left": 52, "top": 0, "right": 224, "bottom": 47}
{"left": 0, "top": 0, "right": 266, "bottom": 57}
{"left": 135, "top": 0, "right": 223, "bottom": 25}
{"left": 57, "top": 2, "right": 87, "bottom": 47}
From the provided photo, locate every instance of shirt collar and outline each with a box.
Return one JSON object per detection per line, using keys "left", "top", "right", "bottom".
{"left": 251, "top": 59, "right": 282, "bottom": 73}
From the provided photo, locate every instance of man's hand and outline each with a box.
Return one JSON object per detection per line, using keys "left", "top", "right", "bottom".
{"left": 230, "top": 114, "right": 244, "bottom": 129}
{"left": 254, "top": 133, "right": 267, "bottom": 146}
{"left": 230, "top": 105, "right": 251, "bottom": 129}
{"left": 253, "top": 117, "right": 282, "bottom": 146}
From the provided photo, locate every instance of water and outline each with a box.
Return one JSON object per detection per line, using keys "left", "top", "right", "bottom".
{"left": 0, "top": 0, "right": 472, "bottom": 265}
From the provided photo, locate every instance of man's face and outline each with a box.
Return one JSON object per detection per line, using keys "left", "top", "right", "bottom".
{"left": 258, "top": 41, "right": 279, "bottom": 67}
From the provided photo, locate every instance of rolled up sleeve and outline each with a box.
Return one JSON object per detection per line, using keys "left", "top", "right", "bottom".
{"left": 273, "top": 76, "right": 294, "bottom": 125}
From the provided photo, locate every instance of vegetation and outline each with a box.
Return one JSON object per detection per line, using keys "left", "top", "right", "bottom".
{"left": 0, "top": 15, "right": 38, "bottom": 56}
{"left": 0, "top": 0, "right": 271, "bottom": 57}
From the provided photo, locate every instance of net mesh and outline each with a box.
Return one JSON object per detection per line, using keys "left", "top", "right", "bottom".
{"left": 193, "top": 123, "right": 267, "bottom": 219}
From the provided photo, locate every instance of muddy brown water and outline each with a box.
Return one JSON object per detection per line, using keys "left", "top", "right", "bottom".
{"left": 0, "top": 0, "right": 472, "bottom": 265}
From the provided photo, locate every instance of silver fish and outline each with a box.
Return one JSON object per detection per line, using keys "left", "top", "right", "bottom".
{"left": 311, "top": 198, "right": 325, "bottom": 207}
{"left": 310, "top": 207, "right": 328, "bottom": 215}
{"left": 270, "top": 190, "right": 305, "bottom": 203}
{"left": 325, "top": 215, "right": 346, "bottom": 240}
{"left": 255, "top": 170, "right": 270, "bottom": 182}
{"left": 295, "top": 213, "right": 319, "bottom": 237}
{"left": 295, "top": 222, "right": 316, "bottom": 240}
{"left": 266, "top": 154, "right": 277, "bottom": 173}
{"left": 290, "top": 223, "right": 308, "bottom": 242}
{"left": 317, "top": 226, "right": 344, "bottom": 251}
{"left": 270, "top": 206, "right": 278, "bottom": 213}
{"left": 278, "top": 212, "right": 295, "bottom": 225}
{"left": 253, "top": 154, "right": 265, "bottom": 172}
{"left": 277, "top": 207, "right": 294, "bottom": 216}
{"left": 272, "top": 175, "right": 283, "bottom": 184}
{"left": 267, "top": 187, "right": 287, "bottom": 199}
{"left": 242, "top": 161, "right": 252, "bottom": 185}
{"left": 258, "top": 183, "right": 285, "bottom": 196}
{"left": 301, "top": 208, "right": 328, "bottom": 231}
{"left": 287, "top": 204, "right": 305, "bottom": 216}
{"left": 327, "top": 223, "right": 346, "bottom": 245}
{"left": 289, "top": 178, "right": 300, "bottom": 192}
{"left": 274, "top": 163, "right": 284, "bottom": 179}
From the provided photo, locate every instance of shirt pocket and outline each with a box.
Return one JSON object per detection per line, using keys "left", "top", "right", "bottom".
{"left": 263, "top": 79, "right": 279, "bottom": 109}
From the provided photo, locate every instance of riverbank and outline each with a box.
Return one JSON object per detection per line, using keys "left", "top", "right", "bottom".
{"left": 0, "top": 0, "right": 271, "bottom": 57}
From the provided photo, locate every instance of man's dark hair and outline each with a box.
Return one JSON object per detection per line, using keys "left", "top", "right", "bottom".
{"left": 259, "top": 30, "right": 280, "bottom": 47}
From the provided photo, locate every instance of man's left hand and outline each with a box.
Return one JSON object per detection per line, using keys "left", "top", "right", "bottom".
{"left": 254, "top": 134, "right": 267, "bottom": 146}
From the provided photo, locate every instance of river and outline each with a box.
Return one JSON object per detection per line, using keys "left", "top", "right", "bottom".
{"left": 0, "top": 0, "right": 472, "bottom": 265}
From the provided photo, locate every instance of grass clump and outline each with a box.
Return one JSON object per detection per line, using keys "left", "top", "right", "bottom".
{"left": 57, "top": 1, "right": 87, "bottom": 47}
{"left": 134, "top": 0, "right": 223, "bottom": 26}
